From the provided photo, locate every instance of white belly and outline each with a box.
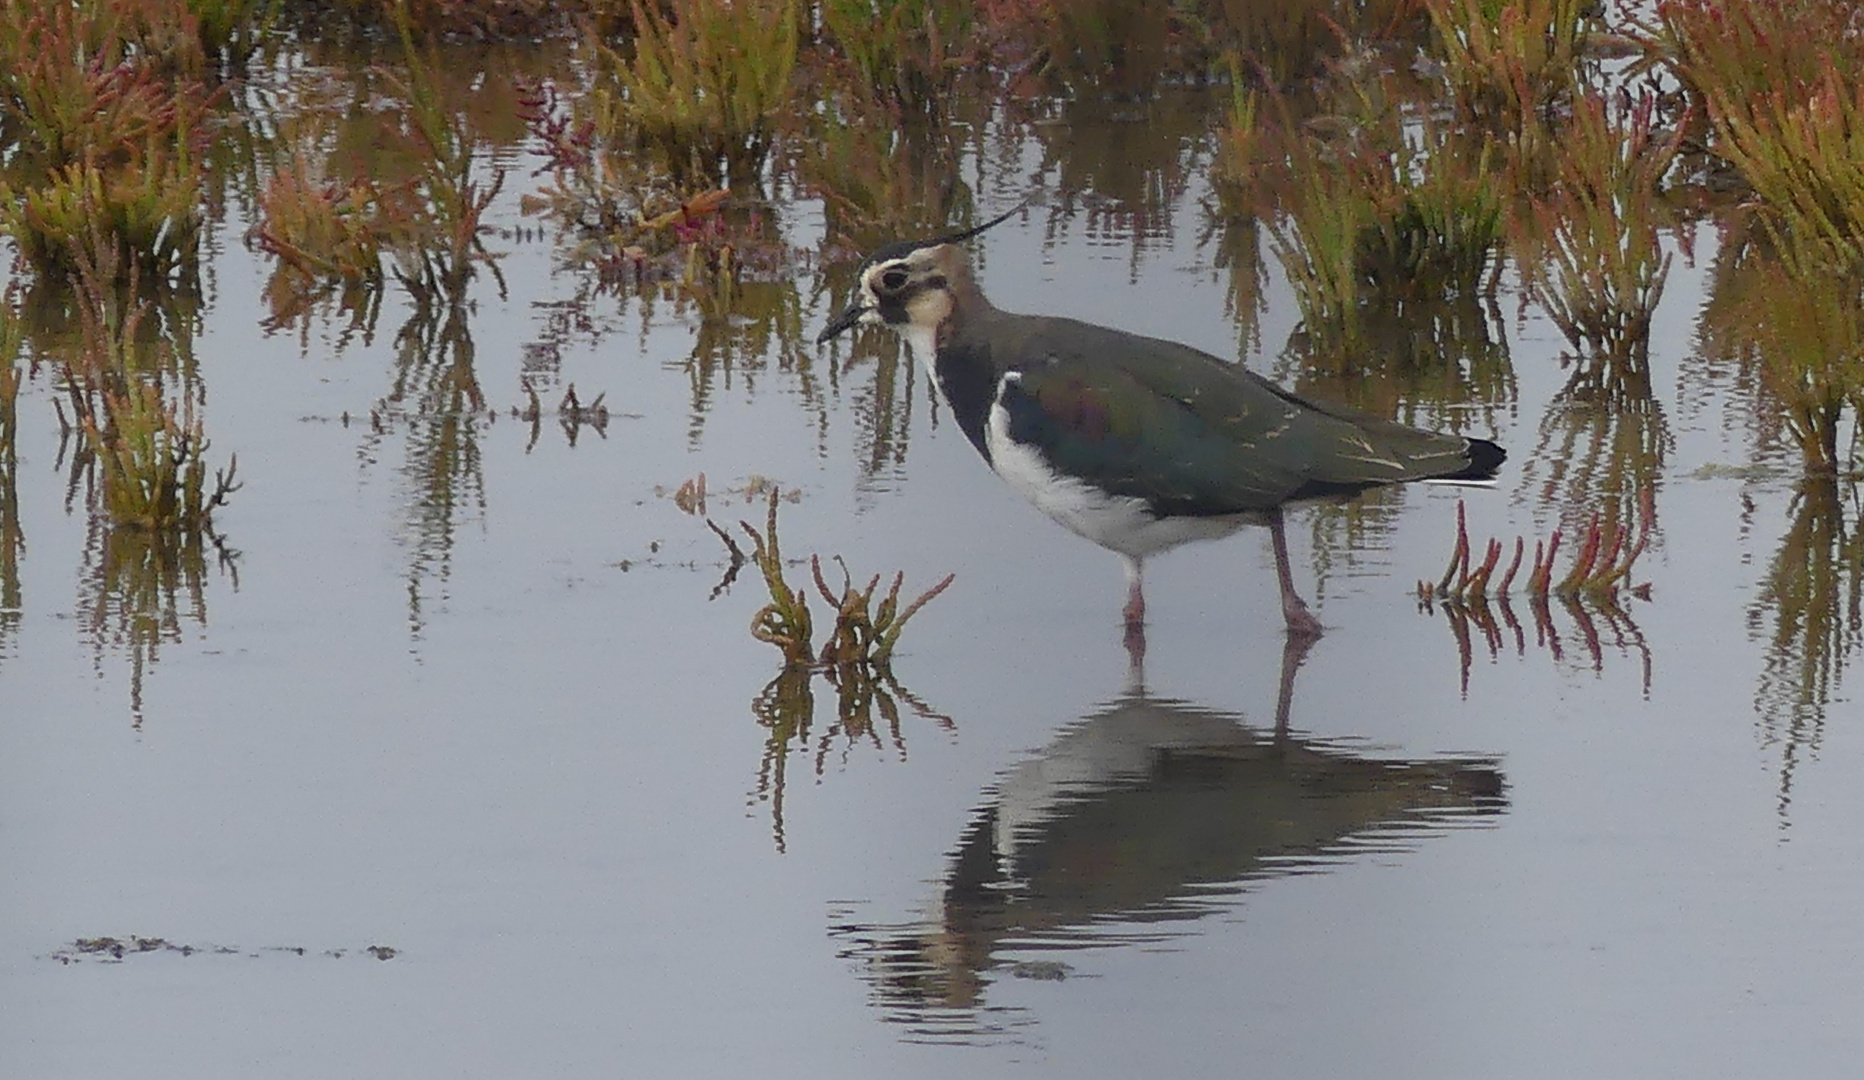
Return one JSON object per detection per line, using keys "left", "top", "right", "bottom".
{"left": 984, "top": 395, "right": 1252, "bottom": 559}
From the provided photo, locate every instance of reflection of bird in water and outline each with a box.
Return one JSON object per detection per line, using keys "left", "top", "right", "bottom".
{"left": 833, "top": 639, "right": 1505, "bottom": 1040}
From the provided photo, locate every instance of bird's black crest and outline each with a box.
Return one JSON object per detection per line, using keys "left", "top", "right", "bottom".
{"left": 858, "top": 204, "right": 1024, "bottom": 273}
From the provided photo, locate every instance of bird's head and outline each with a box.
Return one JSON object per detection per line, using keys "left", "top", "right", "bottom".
{"left": 816, "top": 206, "right": 1020, "bottom": 346}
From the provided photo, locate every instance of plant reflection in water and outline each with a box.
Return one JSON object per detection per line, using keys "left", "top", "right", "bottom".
{"left": 709, "top": 489, "right": 956, "bottom": 854}
{"left": 1752, "top": 480, "right": 1864, "bottom": 828}
{"left": 1422, "top": 591, "right": 1652, "bottom": 700}
{"left": 16, "top": 246, "right": 239, "bottom": 726}
{"left": 0, "top": 299, "right": 23, "bottom": 662}
{"left": 1417, "top": 495, "right": 1656, "bottom": 697}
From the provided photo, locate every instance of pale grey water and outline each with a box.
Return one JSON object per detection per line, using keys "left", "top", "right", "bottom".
{"left": 3, "top": 86, "right": 1862, "bottom": 1079}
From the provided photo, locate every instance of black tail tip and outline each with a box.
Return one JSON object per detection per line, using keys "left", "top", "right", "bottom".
{"left": 1458, "top": 437, "right": 1506, "bottom": 481}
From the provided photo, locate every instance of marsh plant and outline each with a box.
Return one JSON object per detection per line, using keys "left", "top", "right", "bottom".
{"left": 706, "top": 488, "right": 951, "bottom": 852}
{"left": 75, "top": 375, "right": 236, "bottom": 534}
{"left": 990, "top": 0, "right": 1213, "bottom": 98}
{"left": 28, "top": 247, "right": 238, "bottom": 725}
{"left": 818, "top": 0, "right": 971, "bottom": 122}
{"left": 723, "top": 489, "right": 952, "bottom": 675}
{"left": 190, "top": 0, "right": 280, "bottom": 72}
{"left": 794, "top": 76, "right": 973, "bottom": 242}
{"left": 254, "top": 24, "right": 506, "bottom": 322}
{"left": 301, "top": 0, "right": 572, "bottom": 40}
{"left": 1423, "top": 492, "right": 1655, "bottom": 606}
{"left": 1, "top": 152, "right": 210, "bottom": 287}
{"left": 14, "top": 248, "right": 220, "bottom": 540}
{"left": 252, "top": 157, "right": 389, "bottom": 330}
{"left": 1424, "top": 0, "right": 1596, "bottom": 187}
{"left": 1268, "top": 74, "right": 1503, "bottom": 355}
{"left": 516, "top": 3, "right": 819, "bottom": 337}
{"left": 594, "top": 0, "right": 798, "bottom": 188}
{"left": 519, "top": 72, "right": 816, "bottom": 439}
{"left": 1420, "top": 496, "right": 1657, "bottom": 697}
{"left": 1202, "top": 0, "right": 1429, "bottom": 87}
{"left": 377, "top": 32, "right": 508, "bottom": 305}
{"left": 1211, "top": 75, "right": 1263, "bottom": 212}
{"left": 1651, "top": 0, "right": 1864, "bottom": 269}
{"left": 58, "top": 261, "right": 236, "bottom": 536}
{"left": 1530, "top": 92, "right": 1680, "bottom": 398}
{"left": 1672, "top": 0, "right": 1864, "bottom": 471}
{"left": 0, "top": 0, "right": 208, "bottom": 169}
{"left": 0, "top": 0, "right": 218, "bottom": 284}
{"left": 519, "top": 78, "right": 796, "bottom": 309}
{"left": 1699, "top": 221, "right": 1864, "bottom": 478}
{"left": 512, "top": 382, "right": 609, "bottom": 451}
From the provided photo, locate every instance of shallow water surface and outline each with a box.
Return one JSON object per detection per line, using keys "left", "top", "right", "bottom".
{"left": 4, "top": 47, "right": 1864, "bottom": 1080}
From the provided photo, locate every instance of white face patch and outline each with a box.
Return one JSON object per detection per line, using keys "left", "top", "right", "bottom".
{"left": 855, "top": 248, "right": 956, "bottom": 372}
{"left": 901, "top": 287, "right": 952, "bottom": 377}
{"left": 853, "top": 273, "right": 885, "bottom": 326}
{"left": 905, "top": 281, "right": 952, "bottom": 326}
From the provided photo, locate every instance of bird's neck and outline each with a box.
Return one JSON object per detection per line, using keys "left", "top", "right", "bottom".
{"left": 945, "top": 275, "right": 993, "bottom": 325}
{"left": 924, "top": 292, "right": 1005, "bottom": 463}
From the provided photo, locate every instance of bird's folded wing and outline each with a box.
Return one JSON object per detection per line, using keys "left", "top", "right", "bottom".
{"left": 998, "top": 322, "right": 1478, "bottom": 515}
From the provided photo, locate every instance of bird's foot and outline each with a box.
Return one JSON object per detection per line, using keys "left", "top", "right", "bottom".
{"left": 1282, "top": 598, "right": 1324, "bottom": 641}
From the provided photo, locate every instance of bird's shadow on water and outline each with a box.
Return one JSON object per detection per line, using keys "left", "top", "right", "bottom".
{"left": 828, "top": 634, "right": 1508, "bottom": 1046}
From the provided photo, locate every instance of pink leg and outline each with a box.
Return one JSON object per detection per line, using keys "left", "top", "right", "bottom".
{"left": 1270, "top": 508, "right": 1324, "bottom": 640}
{"left": 1121, "top": 557, "right": 1147, "bottom": 668}
{"left": 1120, "top": 557, "right": 1145, "bottom": 630}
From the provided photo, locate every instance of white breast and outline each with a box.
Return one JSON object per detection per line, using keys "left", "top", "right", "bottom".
{"left": 983, "top": 374, "right": 1251, "bottom": 560}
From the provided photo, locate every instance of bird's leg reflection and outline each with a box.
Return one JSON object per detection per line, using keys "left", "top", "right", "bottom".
{"left": 1122, "top": 615, "right": 1147, "bottom": 674}
{"left": 1273, "top": 628, "right": 1315, "bottom": 737}
{"left": 1124, "top": 610, "right": 1312, "bottom": 737}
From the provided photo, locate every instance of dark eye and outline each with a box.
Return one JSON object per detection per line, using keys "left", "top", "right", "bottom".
{"left": 880, "top": 268, "right": 909, "bottom": 291}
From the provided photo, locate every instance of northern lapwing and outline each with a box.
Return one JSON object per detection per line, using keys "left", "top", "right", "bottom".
{"left": 817, "top": 208, "right": 1506, "bottom": 642}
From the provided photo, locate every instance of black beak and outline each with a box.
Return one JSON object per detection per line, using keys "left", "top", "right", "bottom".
{"left": 816, "top": 302, "right": 869, "bottom": 345}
